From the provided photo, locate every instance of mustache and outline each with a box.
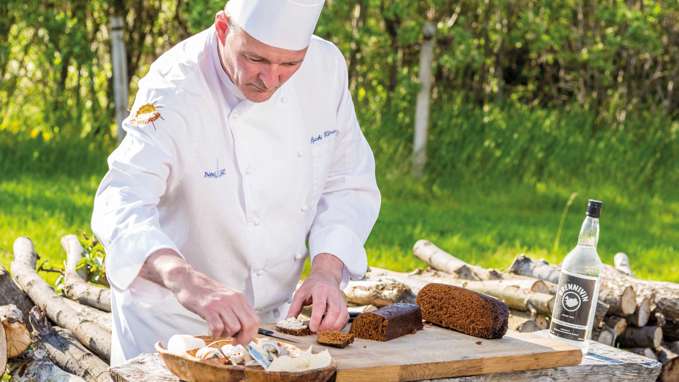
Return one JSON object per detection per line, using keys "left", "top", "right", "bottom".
{"left": 250, "top": 80, "right": 277, "bottom": 92}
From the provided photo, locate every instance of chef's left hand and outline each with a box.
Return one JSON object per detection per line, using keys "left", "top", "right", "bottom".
{"left": 287, "top": 253, "right": 348, "bottom": 332}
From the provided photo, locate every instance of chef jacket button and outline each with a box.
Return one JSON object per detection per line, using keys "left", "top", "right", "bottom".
{"left": 280, "top": 96, "right": 287, "bottom": 104}
{"left": 252, "top": 218, "right": 261, "bottom": 226}
{"left": 294, "top": 252, "right": 305, "bottom": 260}
{"left": 297, "top": 151, "right": 303, "bottom": 158}
{"left": 300, "top": 205, "right": 307, "bottom": 213}
{"left": 231, "top": 111, "right": 240, "bottom": 119}
{"left": 245, "top": 167, "right": 253, "bottom": 175}
{"left": 255, "top": 269, "right": 264, "bottom": 277}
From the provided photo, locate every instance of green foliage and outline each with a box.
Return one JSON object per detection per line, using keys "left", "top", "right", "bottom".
{"left": 79, "top": 230, "right": 109, "bottom": 286}
{"left": 0, "top": 1, "right": 677, "bottom": 283}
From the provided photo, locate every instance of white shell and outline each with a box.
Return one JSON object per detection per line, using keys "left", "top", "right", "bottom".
{"left": 221, "top": 344, "right": 249, "bottom": 365}
{"left": 167, "top": 335, "right": 206, "bottom": 356}
{"left": 195, "top": 346, "right": 224, "bottom": 360}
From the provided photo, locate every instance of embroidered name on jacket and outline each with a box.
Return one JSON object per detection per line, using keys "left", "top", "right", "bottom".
{"left": 310, "top": 130, "right": 339, "bottom": 144}
{"left": 203, "top": 168, "right": 226, "bottom": 178}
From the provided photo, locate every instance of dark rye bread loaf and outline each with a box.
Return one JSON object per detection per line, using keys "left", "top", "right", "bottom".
{"left": 350, "top": 303, "right": 423, "bottom": 341}
{"left": 416, "top": 283, "right": 509, "bottom": 339}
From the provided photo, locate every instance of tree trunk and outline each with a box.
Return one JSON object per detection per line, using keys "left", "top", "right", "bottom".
{"left": 11, "top": 237, "right": 111, "bottom": 361}
{"left": 0, "top": 304, "right": 31, "bottom": 358}
{"left": 618, "top": 326, "right": 663, "bottom": 349}
{"left": 413, "top": 240, "right": 503, "bottom": 280}
{"left": 28, "top": 307, "right": 114, "bottom": 382}
{"left": 61, "top": 235, "right": 111, "bottom": 312}
{"left": 0, "top": 265, "right": 34, "bottom": 317}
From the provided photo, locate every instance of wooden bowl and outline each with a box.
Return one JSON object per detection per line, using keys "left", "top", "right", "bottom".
{"left": 155, "top": 337, "right": 337, "bottom": 382}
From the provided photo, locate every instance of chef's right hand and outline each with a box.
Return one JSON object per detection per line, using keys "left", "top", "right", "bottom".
{"left": 140, "top": 249, "right": 260, "bottom": 345}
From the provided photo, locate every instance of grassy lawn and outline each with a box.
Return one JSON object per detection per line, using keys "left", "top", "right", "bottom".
{"left": 2, "top": 167, "right": 677, "bottom": 284}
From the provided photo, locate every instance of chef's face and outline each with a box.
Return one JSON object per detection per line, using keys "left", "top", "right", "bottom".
{"left": 215, "top": 11, "right": 308, "bottom": 103}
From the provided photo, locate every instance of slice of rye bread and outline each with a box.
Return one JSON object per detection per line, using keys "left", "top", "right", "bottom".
{"left": 274, "top": 319, "right": 312, "bottom": 336}
{"left": 317, "top": 331, "right": 355, "bottom": 348}
{"left": 416, "top": 283, "right": 509, "bottom": 339}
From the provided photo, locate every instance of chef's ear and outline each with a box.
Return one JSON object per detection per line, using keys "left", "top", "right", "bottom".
{"left": 214, "top": 10, "right": 231, "bottom": 43}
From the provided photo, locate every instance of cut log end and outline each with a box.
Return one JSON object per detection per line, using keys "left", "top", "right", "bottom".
{"left": 618, "top": 326, "right": 663, "bottom": 349}
{"left": 0, "top": 322, "right": 7, "bottom": 376}
{"left": 0, "top": 304, "right": 32, "bottom": 358}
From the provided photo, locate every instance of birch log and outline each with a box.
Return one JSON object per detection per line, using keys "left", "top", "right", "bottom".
{"left": 28, "top": 307, "right": 113, "bottom": 382}
{"left": 628, "top": 296, "right": 652, "bottom": 328}
{"left": 368, "top": 267, "right": 554, "bottom": 315}
{"left": 11, "top": 237, "right": 111, "bottom": 361}
{"left": 594, "top": 300, "right": 610, "bottom": 329}
{"left": 62, "top": 298, "right": 112, "bottom": 334}
{"left": 0, "top": 319, "right": 6, "bottom": 378}
{"left": 61, "top": 235, "right": 111, "bottom": 312}
{"left": 663, "top": 319, "right": 679, "bottom": 342}
{"left": 507, "top": 310, "right": 548, "bottom": 332}
{"left": 595, "top": 326, "right": 617, "bottom": 347}
{"left": 10, "top": 347, "right": 86, "bottom": 382}
{"left": 614, "top": 252, "right": 633, "bottom": 276}
{"left": 343, "top": 277, "right": 415, "bottom": 307}
{"left": 618, "top": 326, "right": 663, "bottom": 349}
{"left": 413, "top": 240, "right": 502, "bottom": 280}
{"left": 656, "top": 346, "right": 678, "bottom": 365}
{"left": 0, "top": 265, "right": 34, "bottom": 317}
{"left": 0, "top": 304, "right": 31, "bottom": 358}
{"left": 667, "top": 341, "right": 679, "bottom": 355}
{"left": 509, "top": 255, "right": 637, "bottom": 316}
{"left": 604, "top": 316, "right": 628, "bottom": 337}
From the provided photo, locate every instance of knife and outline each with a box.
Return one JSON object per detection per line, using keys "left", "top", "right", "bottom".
{"left": 247, "top": 342, "right": 271, "bottom": 369}
{"left": 257, "top": 328, "right": 300, "bottom": 343}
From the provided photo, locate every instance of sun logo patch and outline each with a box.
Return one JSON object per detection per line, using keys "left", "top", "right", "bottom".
{"left": 131, "top": 102, "right": 164, "bottom": 129}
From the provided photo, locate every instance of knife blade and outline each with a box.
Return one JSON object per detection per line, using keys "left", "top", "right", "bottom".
{"left": 246, "top": 342, "right": 271, "bottom": 369}
{"left": 257, "top": 328, "right": 300, "bottom": 343}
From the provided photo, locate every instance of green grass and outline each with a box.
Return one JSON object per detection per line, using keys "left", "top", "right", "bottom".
{"left": 1, "top": 158, "right": 677, "bottom": 284}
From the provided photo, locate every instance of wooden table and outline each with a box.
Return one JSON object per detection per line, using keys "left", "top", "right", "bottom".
{"left": 111, "top": 331, "right": 662, "bottom": 382}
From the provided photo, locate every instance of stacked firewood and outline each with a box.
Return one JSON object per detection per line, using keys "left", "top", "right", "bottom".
{"left": 0, "top": 236, "right": 113, "bottom": 381}
{"left": 345, "top": 240, "right": 679, "bottom": 382}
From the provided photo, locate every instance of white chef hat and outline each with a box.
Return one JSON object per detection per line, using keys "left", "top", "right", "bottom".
{"left": 225, "top": 0, "right": 325, "bottom": 51}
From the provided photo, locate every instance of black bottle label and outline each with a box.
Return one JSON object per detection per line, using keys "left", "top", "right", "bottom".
{"left": 550, "top": 270, "right": 598, "bottom": 341}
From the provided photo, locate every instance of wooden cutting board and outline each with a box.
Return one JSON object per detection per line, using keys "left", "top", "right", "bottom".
{"left": 264, "top": 324, "right": 582, "bottom": 382}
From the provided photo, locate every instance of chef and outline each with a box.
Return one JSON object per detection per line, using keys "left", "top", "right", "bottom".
{"left": 91, "top": 0, "right": 380, "bottom": 366}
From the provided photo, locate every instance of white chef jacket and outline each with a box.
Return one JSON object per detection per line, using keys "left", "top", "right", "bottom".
{"left": 91, "top": 27, "right": 380, "bottom": 366}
